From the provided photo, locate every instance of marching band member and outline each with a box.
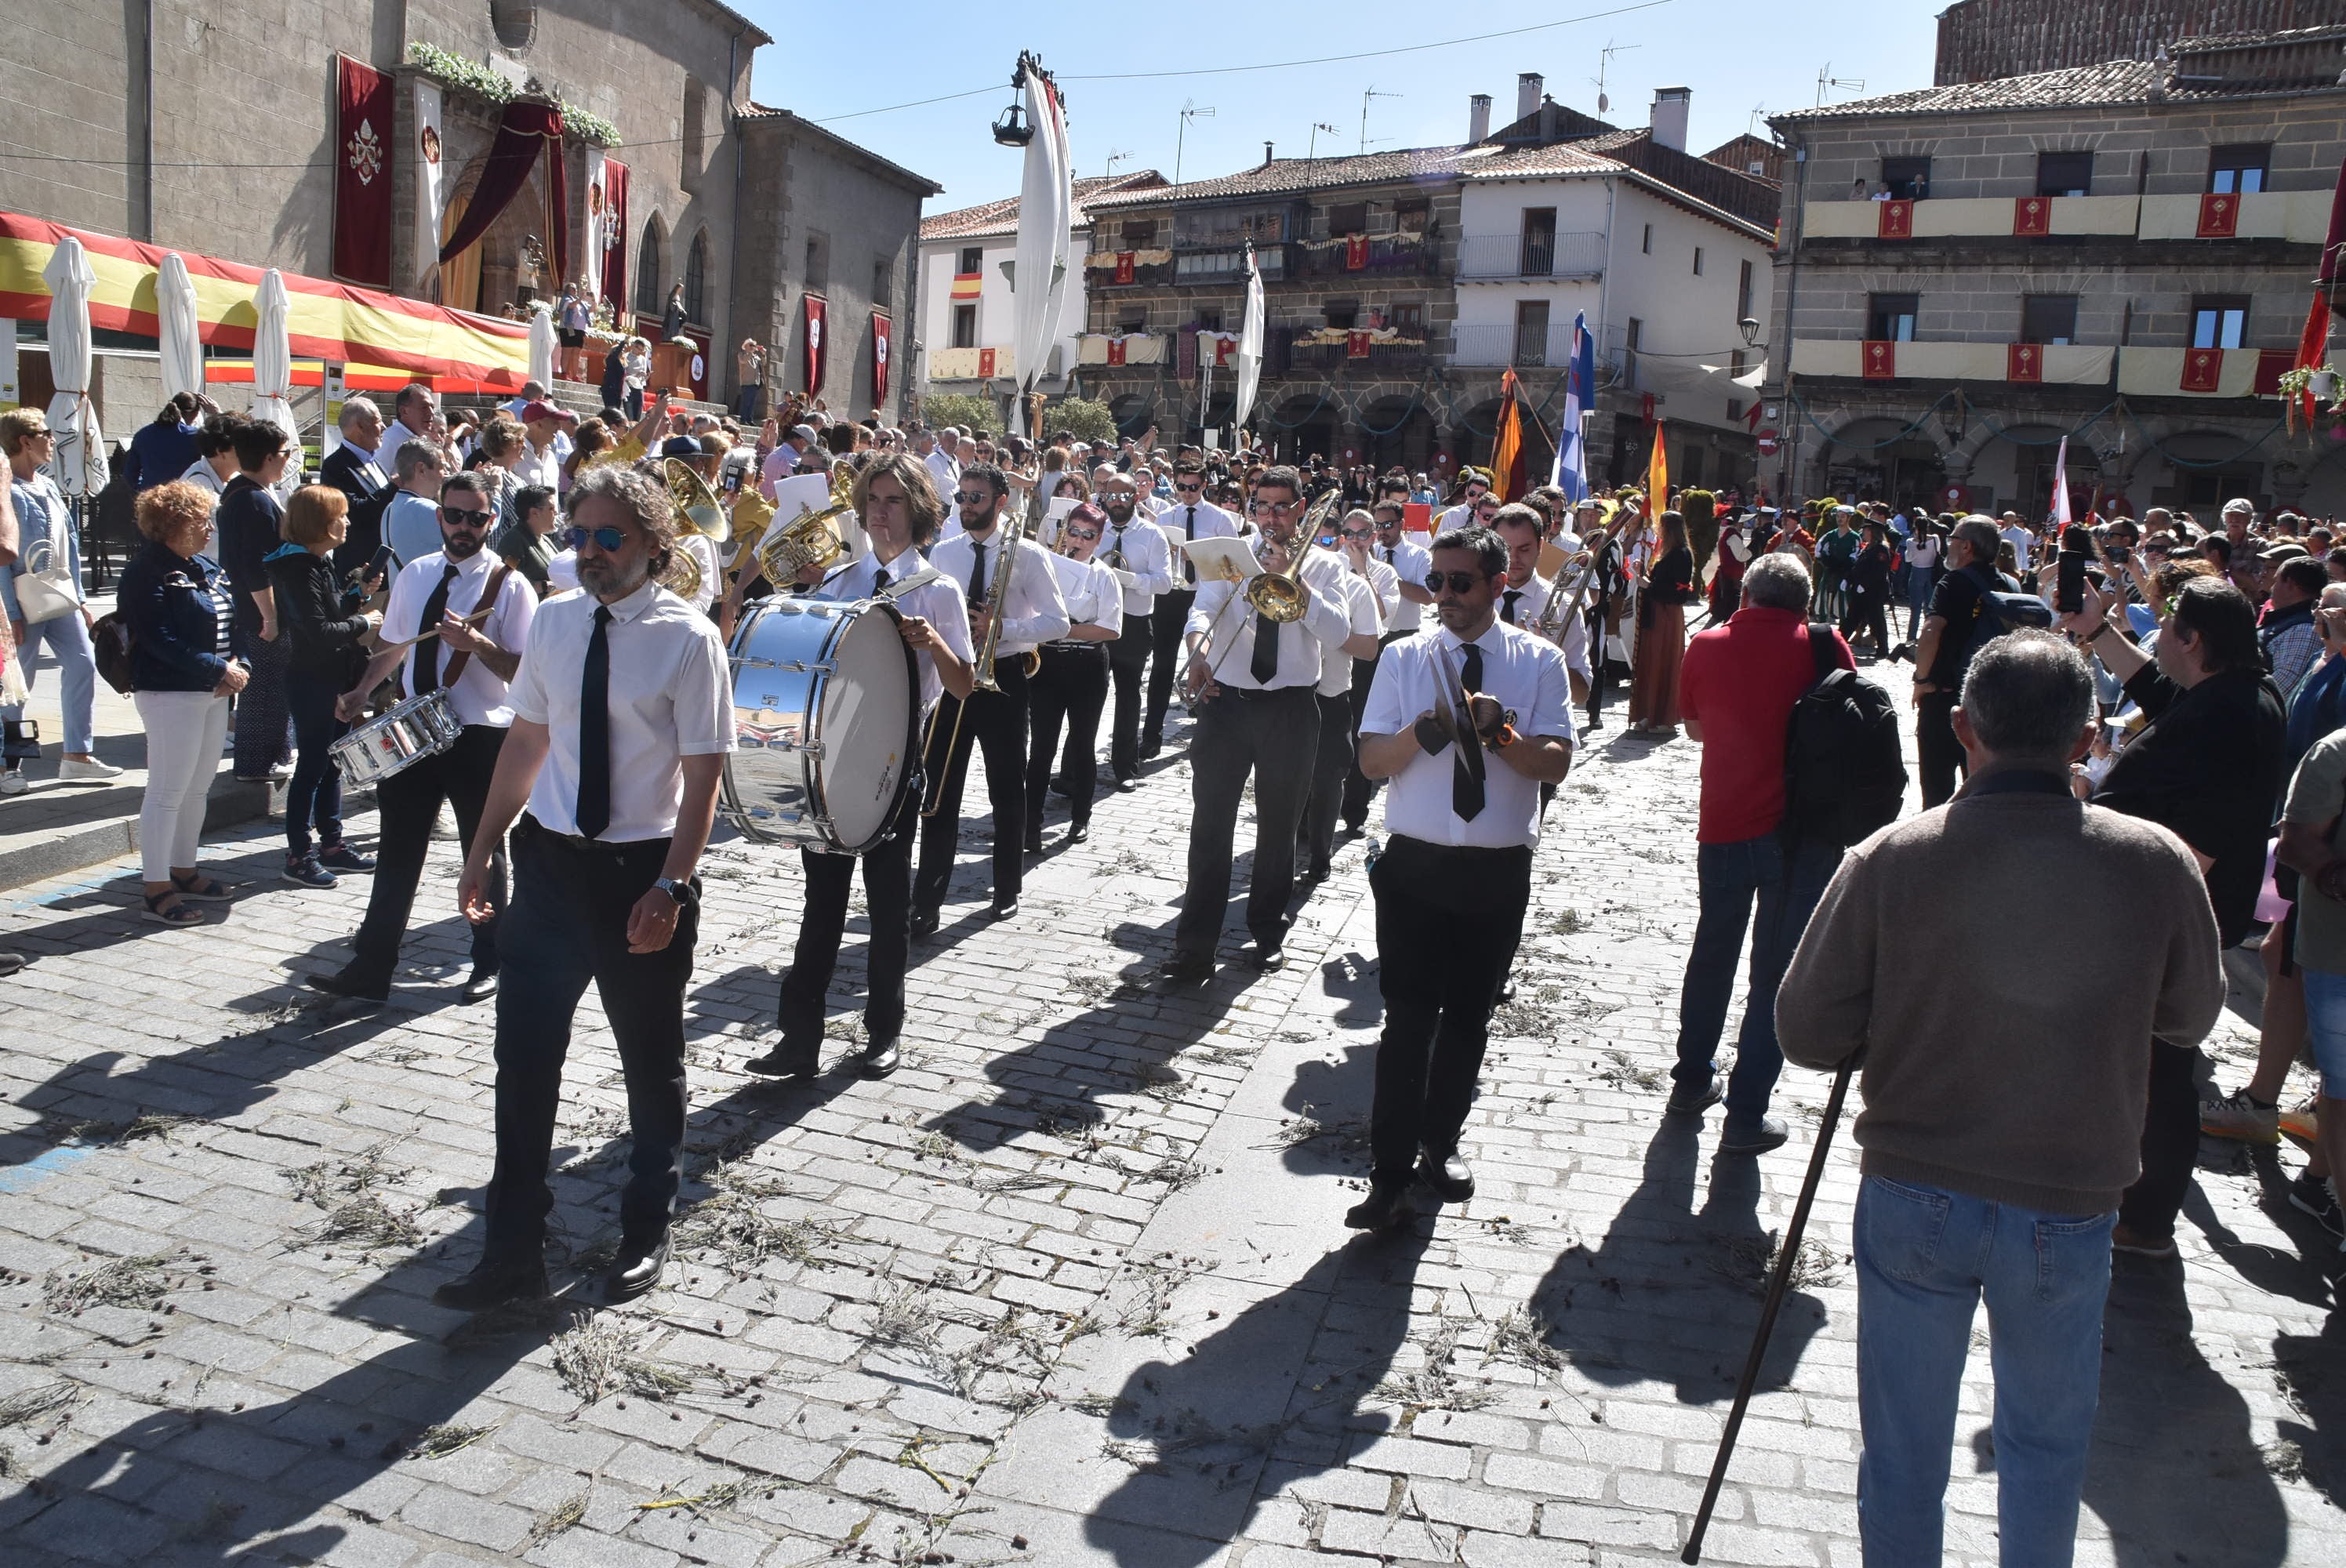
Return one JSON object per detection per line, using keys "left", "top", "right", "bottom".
{"left": 1026, "top": 502, "right": 1124, "bottom": 851}
{"left": 437, "top": 464, "right": 732, "bottom": 1308}
{"left": 1347, "top": 524, "right": 1576, "bottom": 1230}
{"left": 751, "top": 455, "right": 974, "bottom": 1081}
{"left": 1092, "top": 470, "right": 1173, "bottom": 789}
{"left": 1299, "top": 526, "right": 1387, "bottom": 883}
{"left": 1341, "top": 500, "right": 1436, "bottom": 833}
{"left": 1492, "top": 504, "right": 1594, "bottom": 703}
{"left": 312, "top": 474, "right": 536, "bottom": 1008}
{"left": 915, "top": 463, "right": 1070, "bottom": 932}
{"left": 1160, "top": 466, "right": 1356, "bottom": 981}
{"left": 1141, "top": 458, "right": 1240, "bottom": 759}
{"left": 1433, "top": 467, "right": 1491, "bottom": 534}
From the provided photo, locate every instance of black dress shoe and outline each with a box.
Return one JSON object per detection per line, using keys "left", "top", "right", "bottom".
{"left": 1300, "top": 859, "right": 1331, "bottom": 885}
{"left": 1494, "top": 976, "right": 1516, "bottom": 1007}
{"left": 1114, "top": 778, "right": 1138, "bottom": 794}
{"left": 605, "top": 1232, "right": 670, "bottom": 1302}
{"left": 745, "top": 1038, "right": 822, "bottom": 1077}
{"left": 461, "top": 970, "right": 499, "bottom": 1004}
{"left": 309, "top": 967, "right": 388, "bottom": 1006}
{"left": 1069, "top": 822, "right": 1090, "bottom": 844}
{"left": 1420, "top": 1149, "right": 1476, "bottom": 1203}
{"left": 1023, "top": 829, "right": 1044, "bottom": 855}
{"left": 1245, "top": 942, "right": 1285, "bottom": 971}
{"left": 1343, "top": 1185, "right": 1415, "bottom": 1232}
{"left": 1138, "top": 735, "right": 1164, "bottom": 760}
{"left": 990, "top": 898, "right": 1019, "bottom": 921}
{"left": 1158, "top": 952, "right": 1214, "bottom": 984}
{"left": 431, "top": 1259, "right": 547, "bottom": 1312}
{"left": 859, "top": 1037, "right": 902, "bottom": 1078}
{"left": 910, "top": 908, "right": 941, "bottom": 939}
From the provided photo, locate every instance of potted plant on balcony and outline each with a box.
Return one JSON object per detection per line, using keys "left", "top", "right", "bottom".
{"left": 2278, "top": 363, "right": 2342, "bottom": 433}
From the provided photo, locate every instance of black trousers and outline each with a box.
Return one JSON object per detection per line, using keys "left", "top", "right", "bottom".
{"left": 1340, "top": 632, "right": 1407, "bottom": 828}
{"left": 1299, "top": 691, "right": 1353, "bottom": 871}
{"left": 284, "top": 667, "right": 349, "bottom": 858}
{"left": 1916, "top": 689, "right": 1966, "bottom": 809}
{"left": 1028, "top": 643, "right": 1110, "bottom": 830}
{"left": 1107, "top": 622, "right": 1150, "bottom": 779}
{"left": 1367, "top": 835, "right": 1533, "bottom": 1189}
{"left": 779, "top": 785, "right": 916, "bottom": 1045}
{"left": 916, "top": 659, "right": 1030, "bottom": 911}
{"left": 1143, "top": 589, "right": 1196, "bottom": 745}
{"left": 1841, "top": 589, "right": 1889, "bottom": 654}
{"left": 485, "top": 818, "right": 698, "bottom": 1250}
{"left": 346, "top": 722, "right": 507, "bottom": 988}
{"left": 1585, "top": 593, "right": 1613, "bottom": 729}
{"left": 2119, "top": 1041, "right": 2202, "bottom": 1240}
{"left": 1173, "top": 684, "right": 1319, "bottom": 959}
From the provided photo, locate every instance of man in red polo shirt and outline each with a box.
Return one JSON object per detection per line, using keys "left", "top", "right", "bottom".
{"left": 1666, "top": 551, "right": 1854, "bottom": 1153}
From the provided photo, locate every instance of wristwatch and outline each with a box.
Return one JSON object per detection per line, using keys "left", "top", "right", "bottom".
{"left": 653, "top": 876, "right": 696, "bottom": 910}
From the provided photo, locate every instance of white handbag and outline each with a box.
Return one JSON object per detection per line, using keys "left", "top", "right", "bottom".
{"left": 13, "top": 538, "right": 81, "bottom": 625}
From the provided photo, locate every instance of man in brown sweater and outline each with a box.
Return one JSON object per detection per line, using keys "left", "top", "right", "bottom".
{"left": 1778, "top": 630, "right": 2223, "bottom": 1568}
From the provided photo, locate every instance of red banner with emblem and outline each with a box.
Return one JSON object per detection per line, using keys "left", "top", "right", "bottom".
{"left": 1114, "top": 251, "right": 1135, "bottom": 285}
{"left": 2181, "top": 347, "right": 2224, "bottom": 392}
{"left": 601, "top": 159, "right": 629, "bottom": 310}
{"left": 2253, "top": 347, "right": 2293, "bottom": 396}
{"left": 872, "top": 312, "right": 890, "bottom": 405}
{"left": 332, "top": 56, "right": 394, "bottom": 286}
{"left": 1877, "top": 200, "right": 1913, "bottom": 239}
{"left": 2198, "top": 192, "right": 2240, "bottom": 238}
{"left": 1106, "top": 336, "right": 1127, "bottom": 366}
{"left": 977, "top": 347, "right": 997, "bottom": 379}
{"left": 1861, "top": 340, "right": 1897, "bottom": 379}
{"left": 1346, "top": 330, "right": 1371, "bottom": 360}
{"left": 802, "top": 295, "right": 826, "bottom": 395}
{"left": 2007, "top": 343, "right": 2043, "bottom": 383}
{"left": 1344, "top": 234, "right": 1370, "bottom": 270}
{"left": 2013, "top": 195, "right": 2052, "bottom": 237}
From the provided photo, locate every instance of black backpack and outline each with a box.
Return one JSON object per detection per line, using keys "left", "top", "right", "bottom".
{"left": 1782, "top": 623, "right": 1908, "bottom": 848}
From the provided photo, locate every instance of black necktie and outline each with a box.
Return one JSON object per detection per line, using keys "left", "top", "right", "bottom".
{"left": 1184, "top": 506, "right": 1198, "bottom": 585}
{"left": 1453, "top": 642, "right": 1487, "bottom": 822}
{"left": 576, "top": 606, "right": 612, "bottom": 840}
{"left": 873, "top": 564, "right": 890, "bottom": 594}
{"left": 412, "top": 562, "right": 459, "bottom": 692}
{"left": 1502, "top": 590, "right": 1522, "bottom": 625}
{"left": 968, "top": 540, "right": 988, "bottom": 608}
{"left": 1250, "top": 603, "right": 1281, "bottom": 684}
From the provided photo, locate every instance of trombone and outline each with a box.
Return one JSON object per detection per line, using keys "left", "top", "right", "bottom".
{"left": 1184, "top": 488, "right": 1336, "bottom": 702}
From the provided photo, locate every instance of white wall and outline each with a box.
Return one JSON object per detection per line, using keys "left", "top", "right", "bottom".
{"left": 916, "top": 227, "right": 1091, "bottom": 390}
{"left": 1600, "top": 184, "right": 1771, "bottom": 432}
{"left": 1453, "top": 178, "right": 1610, "bottom": 347}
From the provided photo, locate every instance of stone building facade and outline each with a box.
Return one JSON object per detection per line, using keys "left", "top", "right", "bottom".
{"left": 1934, "top": 0, "right": 2346, "bottom": 85}
{"left": 1767, "top": 25, "right": 2346, "bottom": 517}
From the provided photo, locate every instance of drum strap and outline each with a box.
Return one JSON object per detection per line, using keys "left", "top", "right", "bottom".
{"left": 439, "top": 562, "right": 516, "bottom": 691}
{"left": 873, "top": 566, "right": 943, "bottom": 601}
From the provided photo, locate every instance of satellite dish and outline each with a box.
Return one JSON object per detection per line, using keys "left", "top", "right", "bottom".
{"left": 1598, "top": 92, "right": 1610, "bottom": 112}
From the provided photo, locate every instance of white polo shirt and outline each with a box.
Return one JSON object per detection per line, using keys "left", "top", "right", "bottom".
{"left": 1362, "top": 619, "right": 1574, "bottom": 849}
{"left": 506, "top": 577, "right": 734, "bottom": 842}
{"left": 1043, "top": 548, "right": 1125, "bottom": 640}
{"left": 1159, "top": 499, "right": 1240, "bottom": 587}
{"left": 1186, "top": 548, "right": 1354, "bottom": 691}
{"left": 1099, "top": 508, "right": 1175, "bottom": 616}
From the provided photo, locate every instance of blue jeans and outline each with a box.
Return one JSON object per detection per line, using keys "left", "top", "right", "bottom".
{"left": 1671, "top": 833, "right": 1840, "bottom": 1126}
{"left": 3, "top": 608, "right": 97, "bottom": 754}
{"left": 1855, "top": 1176, "right": 2113, "bottom": 1568}
{"left": 1906, "top": 568, "right": 1940, "bottom": 640}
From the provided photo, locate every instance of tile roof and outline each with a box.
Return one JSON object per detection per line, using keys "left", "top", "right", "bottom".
{"left": 919, "top": 171, "right": 1168, "bottom": 241}
{"left": 1080, "top": 148, "right": 1475, "bottom": 209}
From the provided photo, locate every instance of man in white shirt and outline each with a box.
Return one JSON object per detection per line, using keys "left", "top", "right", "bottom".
{"left": 915, "top": 463, "right": 1071, "bottom": 929}
{"left": 1999, "top": 512, "right": 2036, "bottom": 575}
{"left": 1301, "top": 543, "right": 1386, "bottom": 883}
{"left": 759, "top": 423, "right": 818, "bottom": 500}
{"left": 375, "top": 382, "right": 438, "bottom": 473}
{"left": 1433, "top": 467, "right": 1492, "bottom": 534}
{"left": 1342, "top": 500, "right": 1436, "bottom": 830}
{"left": 512, "top": 400, "right": 574, "bottom": 490}
{"left": 1143, "top": 458, "right": 1242, "bottom": 756}
{"left": 1349, "top": 521, "right": 1575, "bottom": 1229}
{"left": 923, "top": 427, "right": 963, "bottom": 499}
{"left": 440, "top": 463, "right": 733, "bottom": 1310}
{"left": 1162, "top": 466, "right": 1358, "bottom": 980}
{"left": 1092, "top": 470, "right": 1174, "bottom": 789}
{"left": 1492, "top": 504, "right": 1593, "bottom": 702}
{"left": 314, "top": 473, "right": 537, "bottom": 1008}
{"left": 749, "top": 454, "right": 974, "bottom": 1082}
{"left": 1025, "top": 501, "right": 1124, "bottom": 851}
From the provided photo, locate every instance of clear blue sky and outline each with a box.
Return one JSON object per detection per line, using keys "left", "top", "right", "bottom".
{"left": 738, "top": 0, "right": 1943, "bottom": 209}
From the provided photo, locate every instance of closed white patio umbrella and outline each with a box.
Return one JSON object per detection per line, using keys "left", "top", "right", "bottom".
{"left": 157, "top": 252, "right": 205, "bottom": 403}
{"left": 41, "top": 235, "right": 108, "bottom": 499}
{"left": 528, "top": 303, "right": 557, "bottom": 391}
{"left": 252, "top": 270, "right": 302, "bottom": 496}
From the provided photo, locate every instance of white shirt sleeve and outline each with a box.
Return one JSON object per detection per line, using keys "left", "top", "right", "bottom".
{"left": 1362, "top": 638, "right": 1417, "bottom": 735}
{"left": 1527, "top": 641, "right": 1576, "bottom": 746}
{"left": 1004, "top": 543, "right": 1072, "bottom": 647}
{"left": 671, "top": 620, "right": 736, "bottom": 756}
{"left": 1088, "top": 561, "right": 1124, "bottom": 637}
{"left": 1187, "top": 579, "right": 1234, "bottom": 638}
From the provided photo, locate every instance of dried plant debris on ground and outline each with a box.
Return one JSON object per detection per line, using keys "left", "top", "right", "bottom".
{"left": 526, "top": 1488, "right": 590, "bottom": 1547}
{"left": 1115, "top": 1264, "right": 1193, "bottom": 1339}
{"left": 550, "top": 1316, "right": 696, "bottom": 1406}
{"left": 673, "top": 1156, "right": 848, "bottom": 1270}
{"left": 0, "top": 1381, "right": 84, "bottom": 1430}
{"left": 404, "top": 1420, "right": 499, "bottom": 1460}
{"left": 1372, "top": 1317, "right": 1496, "bottom": 1417}
{"left": 1596, "top": 1049, "right": 1669, "bottom": 1092}
{"left": 1483, "top": 1305, "right": 1569, "bottom": 1377}
{"left": 1265, "top": 1104, "right": 1371, "bottom": 1152}
{"left": 284, "top": 1138, "right": 404, "bottom": 1206}
{"left": 637, "top": 1469, "right": 785, "bottom": 1517}
{"left": 1710, "top": 1232, "right": 1844, "bottom": 1295}
{"left": 43, "top": 1254, "right": 172, "bottom": 1316}
{"left": 299, "top": 1194, "right": 423, "bottom": 1254}
{"left": 60, "top": 1111, "right": 198, "bottom": 1145}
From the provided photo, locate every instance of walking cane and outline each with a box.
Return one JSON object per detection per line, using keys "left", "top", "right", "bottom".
{"left": 1681, "top": 1054, "right": 1858, "bottom": 1565}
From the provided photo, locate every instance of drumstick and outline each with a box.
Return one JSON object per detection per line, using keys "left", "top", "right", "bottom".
{"left": 376, "top": 605, "right": 496, "bottom": 652}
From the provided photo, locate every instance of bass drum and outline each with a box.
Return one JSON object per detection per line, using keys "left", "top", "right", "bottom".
{"left": 721, "top": 596, "right": 919, "bottom": 854}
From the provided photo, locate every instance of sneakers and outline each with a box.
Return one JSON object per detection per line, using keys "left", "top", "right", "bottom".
{"left": 2287, "top": 1169, "right": 2345, "bottom": 1240}
{"left": 2200, "top": 1088, "right": 2281, "bottom": 1145}
{"left": 281, "top": 852, "right": 338, "bottom": 888}
{"left": 0, "top": 771, "right": 27, "bottom": 797}
{"left": 316, "top": 842, "right": 376, "bottom": 873}
{"left": 57, "top": 756, "right": 124, "bottom": 782}
{"left": 2280, "top": 1101, "right": 2321, "bottom": 1144}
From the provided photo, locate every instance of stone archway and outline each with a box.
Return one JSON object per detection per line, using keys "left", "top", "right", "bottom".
{"left": 1357, "top": 390, "right": 1434, "bottom": 474}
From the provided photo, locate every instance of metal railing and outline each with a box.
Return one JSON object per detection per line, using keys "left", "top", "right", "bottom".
{"left": 1454, "top": 230, "right": 1606, "bottom": 279}
{"left": 1451, "top": 322, "right": 1575, "bottom": 367}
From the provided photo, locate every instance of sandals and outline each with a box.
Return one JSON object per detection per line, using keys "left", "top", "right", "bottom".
{"left": 169, "top": 870, "right": 234, "bottom": 902}
{"left": 141, "top": 890, "right": 205, "bottom": 927}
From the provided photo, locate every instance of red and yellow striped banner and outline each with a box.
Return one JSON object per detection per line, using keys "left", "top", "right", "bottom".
{"left": 950, "top": 271, "right": 982, "bottom": 300}
{"left": 0, "top": 211, "right": 530, "bottom": 387}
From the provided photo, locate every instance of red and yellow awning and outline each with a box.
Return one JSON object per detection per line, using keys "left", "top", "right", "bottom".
{"left": 0, "top": 211, "right": 530, "bottom": 388}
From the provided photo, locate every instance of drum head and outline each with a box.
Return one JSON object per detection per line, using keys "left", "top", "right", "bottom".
{"left": 813, "top": 604, "right": 917, "bottom": 851}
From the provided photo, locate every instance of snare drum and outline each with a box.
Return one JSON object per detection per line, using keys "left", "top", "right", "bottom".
{"left": 721, "top": 595, "right": 918, "bottom": 853}
{"left": 329, "top": 689, "right": 462, "bottom": 786}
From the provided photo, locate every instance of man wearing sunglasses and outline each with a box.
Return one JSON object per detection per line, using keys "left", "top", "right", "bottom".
{"left": 916, "top": 463, "right": 1071, "bottom": 932}
{"left": 438, "top": 463, "right": 732, "bottom": 1309}
{"left": 315, "top": 473, "right": 537, "bottom": 1010}
{"left": 1091, "top": 472, "right": 1174, "bottom": 789}
{"left": 1142, "top": 458, "right": 1241, "bottom": 758}
{"left": 1347, "top": 525, "right": 1575, "bottom": 1230}
{"left": 1434, "top": 467, "right": 1492, "bottom": 535}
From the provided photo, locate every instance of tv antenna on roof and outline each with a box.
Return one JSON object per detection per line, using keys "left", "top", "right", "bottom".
{"left": 1816, "top": 64, "right": 1865, "bottom": 107}
{"left": 1174, "top": 101, "right": 1215, "bottom": 194}
{"left": 1105, "top": 149, "right": 1132, "bottom": 177}
{"left": 1591, "top": 40, "right": 1640, "bottom": 115}
{"left": 1360, "top": 85, "right": 1401, "bottom": 154}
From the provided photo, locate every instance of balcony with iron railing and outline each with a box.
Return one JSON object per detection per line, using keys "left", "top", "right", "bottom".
{"left": 1454, "top": 230, "right": 1607, "bottom": 281}
{"left": 1284, "top": 335, "right": 1447, "bottom": 372}
{"left": 1451, "top": 321, "right": 1579, "bottom": 368}
{"left": 1291, "top": 230, "right": 1444, "bottom": 279}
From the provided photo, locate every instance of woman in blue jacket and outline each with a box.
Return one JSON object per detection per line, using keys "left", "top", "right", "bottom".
{"left": 118, "top": 481, "right": 247, "bottom": 925}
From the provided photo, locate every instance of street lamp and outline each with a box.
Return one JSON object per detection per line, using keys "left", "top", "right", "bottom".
{"left": 1738, "top": 317, "right": 1761, "bottom": 348}
{"left": 991, "top": 54, "right": 1041, "bottom": 147}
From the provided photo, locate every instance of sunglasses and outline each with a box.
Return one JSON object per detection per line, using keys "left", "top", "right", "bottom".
{"left": 1065, "top": 528, "right": 1101, "bottom": 542}
{"left": 439, "top": 505, "right": 493, "bottom": 525}
{"left": 953, "top": 492, "right": 992, "bottom": 506}
{"left": 1174, "top": 481, "right": 1204, "bottom": 492}
{"left": 563, "top": 524, "right": 630, "bottom": 553}
{"left": 1425, "top": 570, "right": 1488, "bottom": 594}
{"left": 1340, "top": 527, "right": 1373, "bottom": 539}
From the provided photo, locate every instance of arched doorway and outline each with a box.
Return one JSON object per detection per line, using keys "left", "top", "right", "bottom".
{"left": 1267, "top": 390, "right": 1338, "bottom": 465}
{"left": 1821, "top": 416, "right": 1946, "bottom": 510}
{"left": 1360, "top": 392, "right": 1434, "bottom": 474}
{"left": 2152, "top": 426, "right": 2273, "bottom": 514}
{"left": 634, "top": 218, "right": 666, "bottom": 322}
{"left": 683, "top": 229, "right": 710, "bottom": 326}
{"left": 1108, "top": 391, "right": 1157, "bottom": 437}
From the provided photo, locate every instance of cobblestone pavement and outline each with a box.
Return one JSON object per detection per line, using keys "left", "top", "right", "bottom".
{"left": 0, "top": 679, "right": 2341, "bottom": 1568}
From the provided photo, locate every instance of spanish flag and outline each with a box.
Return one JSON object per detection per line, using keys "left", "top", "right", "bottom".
{"left": 951, "top": 271, "right": 982, "bottom": 301}
{"left": 1489, "top": 367, "right": 1527, "bottom": 503}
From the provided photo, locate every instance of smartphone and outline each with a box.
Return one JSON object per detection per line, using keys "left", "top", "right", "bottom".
{"left": 2057, "top": 550, "right": 2086, "bottom": 615}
